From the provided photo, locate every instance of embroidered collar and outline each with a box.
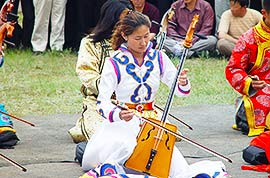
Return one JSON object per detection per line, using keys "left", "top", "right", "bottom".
{"left": 118, "top": 42, "right": 153, "bottom": 67}
{"left": 254, "top": 19, "right": 270, "bottom": 41}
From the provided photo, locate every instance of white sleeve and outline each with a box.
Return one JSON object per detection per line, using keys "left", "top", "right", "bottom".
{"left": 96, "top": 58, "right": 122, "bottom": 122}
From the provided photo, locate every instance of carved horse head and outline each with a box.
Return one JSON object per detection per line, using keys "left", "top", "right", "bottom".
{"left": 0, "top": 22, "right": 15, "bottom": 56}
{"left": 0, "top": 0, "right": 14, "bottom": 26}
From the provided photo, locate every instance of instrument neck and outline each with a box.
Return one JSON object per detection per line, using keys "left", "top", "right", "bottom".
{"left": 160, "top": 48, "right": 189, "bottom": 123}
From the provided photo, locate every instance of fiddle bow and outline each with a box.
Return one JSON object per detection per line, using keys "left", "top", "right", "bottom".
{"left": 0, "top": 1, "right": 28, "bottom": 172}
{"left": 124, "top": 14, "right": 232, "bottom": 178}
{"left": 0, "top": 153, "right": 27, "bottom": 172}
{"left": 0, "top": 110, "right": 35, "bottom": 127}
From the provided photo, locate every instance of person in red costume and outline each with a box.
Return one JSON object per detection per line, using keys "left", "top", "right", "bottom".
{"left": 225, "top": 0, "right": 270, "bottom": 137}
{"left": 241, "top": 131, "right": 270, "bottom": 173}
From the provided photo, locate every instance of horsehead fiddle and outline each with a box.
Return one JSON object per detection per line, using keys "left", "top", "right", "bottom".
{"left": 119, "top": 14, "right": 232, "bottom": 178}
{"left": 0, "top": 1, "right": 30, "bottom": 172}
{"left": 0, "top": 0, "right": 17, "bottom": 59}
{"left": 153, "top": 7, "right": 193, "bottom": 131}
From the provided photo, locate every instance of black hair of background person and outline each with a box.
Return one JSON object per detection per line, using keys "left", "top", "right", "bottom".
{"left": 64, "top": 0, "right": 134, "bottom": 52}
{"left": 64, "top": 0, "right": 108, "bottom": 51}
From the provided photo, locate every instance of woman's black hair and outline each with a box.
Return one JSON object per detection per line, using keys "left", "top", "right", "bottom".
{"left": 111, "top": 11, "right": 151, "bottom": 50}
{"left": 90, "top": 0, "right": 133, "bottom": 43}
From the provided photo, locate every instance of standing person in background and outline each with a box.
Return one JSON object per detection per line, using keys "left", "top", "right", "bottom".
{"left": 63, "top": 0, "right": 78, "bottom": 51}
{"left": 68, "top": 0, "right": 133, "bottom": 143}
{"left": 164, "top": 0, "right": 217, "bottom": 58}
{"left": 130, "top": 0, "right": 160, "bottom": 34}
{"left": 217, "top": 0, "right": 261, "bottom": 57}
{"left": 31, "top": 0, "right": 67, "bottom": 54}
{"left": 225, "top": 0, "right": 270, "bottom": 137}
{"left": 21, "top": 0, "right": 35, "bottom": 49}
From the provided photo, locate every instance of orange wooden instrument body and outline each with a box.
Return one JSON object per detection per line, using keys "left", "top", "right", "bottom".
{"left": 125, "top": 118, "right": 177, "bottom": 178}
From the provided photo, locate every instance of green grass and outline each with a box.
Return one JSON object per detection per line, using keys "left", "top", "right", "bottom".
{"left": 0, "top": 49, "right": 82, "bottom": 116}
{"left": 0, "top": 49, "right": 239, "bottom": 117}
{"left": 156, "top": 56, "right": 239, "bottom": 106}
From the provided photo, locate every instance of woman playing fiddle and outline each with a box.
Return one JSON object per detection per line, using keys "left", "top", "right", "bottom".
{"left": 82, "top": 11, "right": 192, "bottom": 177}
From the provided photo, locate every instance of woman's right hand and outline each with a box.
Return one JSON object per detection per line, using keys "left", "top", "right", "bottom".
{"left": 119, "top": 110, "right": 134, "bottom": 122}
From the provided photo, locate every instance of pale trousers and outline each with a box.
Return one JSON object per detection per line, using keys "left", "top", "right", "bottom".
{"left": 164, "top": 36, "right": 217, "bottom": 58}
{"left": 31, "top": 0, "right": 67, "bottom": 52}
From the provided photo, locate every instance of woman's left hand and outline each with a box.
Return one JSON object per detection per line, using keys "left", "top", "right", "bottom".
{"left": 178, "top": 68, "right": 189, "bottom": 86}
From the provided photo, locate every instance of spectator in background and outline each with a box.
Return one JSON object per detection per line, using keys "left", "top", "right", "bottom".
{"left": 217, "top": 0, "right": 261, "bottom": 57}
{"left": 130, "top": 0, "right": 160, "bottom": 34}
{"left": 31, "top": 0, "right": 67, "bottom": 54}
{"left": 20, "top": 0, "right": 35, "bottom": 49}
{"left": 215, "top": 0, "right": 262, "bottom": 35}
{"left": 164, "top": 0, "right": 217, "bottom": 58}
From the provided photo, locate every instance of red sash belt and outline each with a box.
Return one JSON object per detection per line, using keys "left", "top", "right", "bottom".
{"left": 125, "top": 102, "right": 154, "bottom": 112}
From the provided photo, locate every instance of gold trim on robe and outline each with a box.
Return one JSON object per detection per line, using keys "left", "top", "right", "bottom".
{"left": 245, "top": 19, "right": 270, "bottom": 136}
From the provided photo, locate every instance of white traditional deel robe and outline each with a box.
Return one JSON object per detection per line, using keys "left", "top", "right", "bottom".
{"left": 82, "top": 42, "right": 192, "bottom": 178}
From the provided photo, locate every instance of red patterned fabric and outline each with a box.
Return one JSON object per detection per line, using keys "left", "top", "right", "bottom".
{"left": 242, "top": 164, "right": 270, "bottom": 172}
{"left": 225, "top": 20, "right": 270, "bottom": 134}
{"left": 250, "top": 131, "right": 270, "bottom": 162}
{"left": 241, "top": 132, "right": 270, "bottom": 173}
